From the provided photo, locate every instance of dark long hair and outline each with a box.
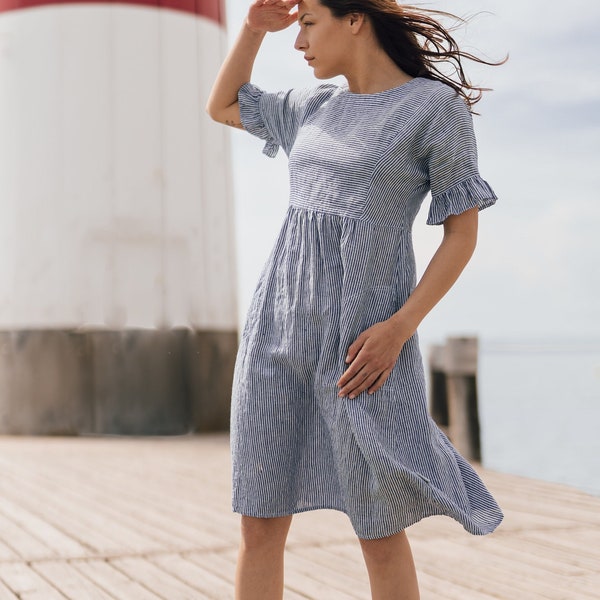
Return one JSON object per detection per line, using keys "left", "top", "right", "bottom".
{"left": 319, "top": 0, "right": 505, "bottom": 110}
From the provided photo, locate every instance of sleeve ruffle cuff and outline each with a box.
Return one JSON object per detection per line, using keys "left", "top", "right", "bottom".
{"left": 238, "top": 83, "right": 279, "bottom": 158}
{"left": 427, "top": 175, "right": 497, "bottom": 226}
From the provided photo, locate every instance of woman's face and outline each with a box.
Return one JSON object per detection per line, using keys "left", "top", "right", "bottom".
{"left": 294, "top": 0, "right": 353, "bottom": 79}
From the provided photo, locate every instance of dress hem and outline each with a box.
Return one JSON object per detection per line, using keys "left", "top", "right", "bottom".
{"left": 232, "top": 501, "right": 502, "bottom": 540}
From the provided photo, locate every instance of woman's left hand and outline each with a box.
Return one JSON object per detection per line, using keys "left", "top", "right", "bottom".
{"left": 337, "top": 319, "right": 410, "bottom": 399}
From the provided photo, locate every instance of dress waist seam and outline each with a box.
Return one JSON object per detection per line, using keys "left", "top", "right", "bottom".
{"left": 287, "top": 203, "right": 410, "bottom": 233}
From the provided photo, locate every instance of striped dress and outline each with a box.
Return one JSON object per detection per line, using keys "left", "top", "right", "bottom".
{"left": 231, "top": 77, "right": 503, "bottom": 539}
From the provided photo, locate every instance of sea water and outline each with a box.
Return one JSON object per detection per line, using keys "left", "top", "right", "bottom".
{"left": 474, "top": 338, "right": 600, "bottom": 495}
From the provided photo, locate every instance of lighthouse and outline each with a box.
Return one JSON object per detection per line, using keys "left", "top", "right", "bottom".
{"left": 0, "top": 0, "right": 237, "bottom": 434}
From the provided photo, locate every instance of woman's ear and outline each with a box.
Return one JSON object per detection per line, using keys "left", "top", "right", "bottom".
{"left": 347, "top": 12, "right": 366, "bottom": 33}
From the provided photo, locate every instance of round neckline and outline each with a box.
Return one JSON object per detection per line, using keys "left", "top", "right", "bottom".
{"left": 341, "top": 77, "right": 422, "bottom": 98}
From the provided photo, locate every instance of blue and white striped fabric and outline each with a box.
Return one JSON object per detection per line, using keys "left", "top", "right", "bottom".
{"left": 231, "top": 77, "right": 503, "bottom": 539}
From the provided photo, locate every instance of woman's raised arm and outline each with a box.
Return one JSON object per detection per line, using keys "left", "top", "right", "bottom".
{"left": 206, "top": 0, "right": 299, "bottom": 128}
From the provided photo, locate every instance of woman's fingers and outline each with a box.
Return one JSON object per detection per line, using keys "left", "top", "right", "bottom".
{"left": 345, "top": 335, "right": 364, "bottom": 365}
{"left": 367, "top": 369, "right": 392, "bottom": 394}
{"left": 337, "top": 364, "right": 370, "bottom": 398}
{"left": 338, "top": 363, "right": 391, "bottom": 399}
{"left": 338, "top": 364, "right": 393, "bottom": 399}
{"left": 337, "top": 348, "right": 365, "bottom": 389}
{"left": 337, "top": 350, "right": 386, "bottom": 398}
{"left": 248, "top": 2, "right": 298, "bottom": 33}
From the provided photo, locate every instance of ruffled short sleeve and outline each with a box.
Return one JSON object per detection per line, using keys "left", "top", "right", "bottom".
{"left": 423, "top": 87, "right": 497, "bottom": 225}
{"left": 238, "top": 82, "right": 337, "bottom": 158}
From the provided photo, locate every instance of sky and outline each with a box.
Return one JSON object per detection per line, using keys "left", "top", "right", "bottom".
{"left": 223, "top": 0, "right": 600, "bottom": 344}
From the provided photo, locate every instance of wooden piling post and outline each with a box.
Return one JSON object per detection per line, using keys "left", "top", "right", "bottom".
{"left": 428, "top": 336, "right": 481, "bottom": 462}
{"left": 444, "top": 336, "right": 481, "bottom": 462}
{"left": 428, "top": 344, "right": 449, "bottom": 432}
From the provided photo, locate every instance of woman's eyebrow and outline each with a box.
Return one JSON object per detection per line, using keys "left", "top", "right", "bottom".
{"left": 298, "top": 12, "right": 312, "bottom": 22}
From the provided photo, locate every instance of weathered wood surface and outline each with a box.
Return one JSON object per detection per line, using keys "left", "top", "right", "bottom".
{"left": 0, "top": 434, "right": 597, "bottom": 599}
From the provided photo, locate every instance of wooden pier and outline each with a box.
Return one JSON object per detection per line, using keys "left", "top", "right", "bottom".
{"left": 0, "top": 434, "right": 597, "bottom": 599}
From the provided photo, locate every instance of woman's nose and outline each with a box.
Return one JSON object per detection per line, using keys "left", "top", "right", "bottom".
{"left": 294, "top": 31, "right": 306, "bottom": 51}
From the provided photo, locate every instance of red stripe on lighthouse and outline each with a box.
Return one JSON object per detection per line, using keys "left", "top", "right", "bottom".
{"left": 0, "top": 0, "right": 224, "bottom": 24}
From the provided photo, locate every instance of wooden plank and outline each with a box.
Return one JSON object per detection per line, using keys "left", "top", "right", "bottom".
{"left": 283, "top": 587, "right": 313, "bottom": 599}
{"left": 150, "top": 553, "right": 235, "bottom": 598}
{"left": 285, "top": 562, "right": 360, "bottom": 600}
{"left": 0, "top": 447, "right": 235, "bottom": 553}
{"left": 0, "top": 562, "right": 65, "bottom": 600}
{"left": 285, "top": 548, "right": 365, "bottom": 599}
{"left": 410, "top": 537, "right": 555, "bottom": 600}
{"left": 478, "top": 473, "right": 600, "bottom": 523}
{"left": 109, "top": 556, "right": 205, "bottom": 599}
{"left": 185, "top": 550, "right": 237, "bottom": 583}
{"left": 0, "top": 471, "right": 144, "bottom": 557}
{"left": 0, "top": 471, "right": 186, "bottom": 554}
{"left": 0, "top": 540, "right": 19, "bottom": 562}
{"left": 0, "top": 496, "right": 88, "bottom": 557}
{"left": 6, "top": 455, "right": 221, "bottom": 555}
{"left": 71, "top": 559, "right": 163, "bottom": 600}
{"left": 0, "top": 579, "right": 19, "bottom": 600}
{"left": 503, "top": 531, "right": 600, "bottom": 572}
{"left": 416, "top": 569, "right": 501, "bottom": 600}
{"left": 0, "top": 512, "right": 55, "bottom": 560}
{"left": 525, "top": 528, "right": 600, "bottom": 561}
{"left": 454, "top": 531, "right": 590, "bottom": 578}
{"left": 412, "top": 536, "right": 597, "bottom": 600}
{"left": 289, "top": 543, "right": 371, "bottom": 595}
{"left": 319, "top": 540, "right": 501, "bottom": 600}
{"left": 32, "top": 562, "right": 114, "bottom": 600}
{"left": 0, "top": 452, "right": 170, "bottom": 552}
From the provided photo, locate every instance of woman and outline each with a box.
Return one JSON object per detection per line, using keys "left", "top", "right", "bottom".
{"left": 207, "top": 0, "right": 504, "bottom": 598}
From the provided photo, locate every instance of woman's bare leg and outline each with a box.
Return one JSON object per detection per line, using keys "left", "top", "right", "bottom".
{"left": 359, "top": 530, "right": 420, "bottom": 600}
{"left": 235, "top": 515, "right": 293, "bottom": 600}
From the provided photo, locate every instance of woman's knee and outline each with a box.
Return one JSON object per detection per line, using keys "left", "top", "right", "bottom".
{"left": 240, "top": 515, "right": 292, "bottom": 551}
{"left": 359, "top": 530, "right": 409, "bottom": 565}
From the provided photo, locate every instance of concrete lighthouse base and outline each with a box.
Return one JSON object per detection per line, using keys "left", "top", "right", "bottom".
{"left": 0, "top": 328, "right": 237, "bottom": 435}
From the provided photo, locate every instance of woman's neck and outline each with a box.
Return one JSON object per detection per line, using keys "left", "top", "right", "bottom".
{"left": 344, "top": 40, "right": 412, "bottom": 94}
